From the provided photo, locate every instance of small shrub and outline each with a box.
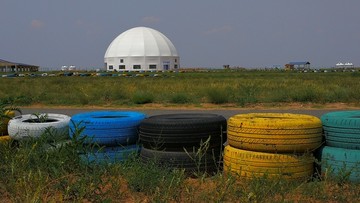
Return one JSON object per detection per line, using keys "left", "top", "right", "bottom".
{"left": 290, "top": 88, "right": 319, "bottom": 102}
{"left": 79, "top": 95, "right": 89, "bottom": 105}
{"left": 132, "top": 91, "right": 154, "bottom": 104}
{"left": 170, "top": 93, "right": 190, "bottom": 104}
{"left": 234, "top": 83, "right": 259, "bottom": 106}
{"left": 206, "top": 88, "right": 229, "bottom": 104}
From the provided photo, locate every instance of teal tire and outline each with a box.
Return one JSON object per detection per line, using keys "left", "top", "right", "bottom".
{"left": 320, "top": 146, "right": 360, "bottom": 183}
{"left": 321, "top": 111, "right": 360, "bottom": 149}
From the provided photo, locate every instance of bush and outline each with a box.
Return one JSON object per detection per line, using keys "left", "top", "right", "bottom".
{"left": 234, "top": 84, "right": 259, "bottom": 106}
{"left": 206, "top": 88, "right": 229, "bottom": 104}
{"left": 132, "top": 91, "right": 154, "bottom": 104}
{"left": 170, "top": 93, "right": 191, "bottom": 104}
{"left": 290, "top": 87, "right": 319, "bottom": 102}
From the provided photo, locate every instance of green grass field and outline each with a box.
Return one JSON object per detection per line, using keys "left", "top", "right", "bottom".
{"left": 1, "top": 69, "right": 360, "bottom": 108}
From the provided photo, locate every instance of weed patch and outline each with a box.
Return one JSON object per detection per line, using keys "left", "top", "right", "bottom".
{"left": 206, "top": 88, "right": 229, "bottom": 104}
{"left": 170, "top": 92, "right": 191, "bottom": 104}
{"left": 132, "top": 91, "right": 154, "bottom": 104}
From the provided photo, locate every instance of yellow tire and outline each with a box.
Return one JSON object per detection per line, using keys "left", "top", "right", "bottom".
{"left": 0, "top": 135, "right": 11, "bottom": 143}
{"left": 228, "top": 113, "right": 322, "bottom": 129}
{"left": 223, "top": 145, "right": 314, "bottom": 180}
{"left": 228, "top": 113, "right": 323, "bottom": 153}
{"left": 0, "top": 111, "right": 15, "bottom": 136}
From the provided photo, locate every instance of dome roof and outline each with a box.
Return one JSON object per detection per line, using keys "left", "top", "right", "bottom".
{"left": 104, "top": 27, "right": 178, "bottom": 58}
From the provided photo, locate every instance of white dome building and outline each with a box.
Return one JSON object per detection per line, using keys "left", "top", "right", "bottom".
{"left": 104, "top": 27, "right": 180, "bottom": 71}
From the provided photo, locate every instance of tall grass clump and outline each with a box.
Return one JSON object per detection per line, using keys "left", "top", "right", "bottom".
{"left": 205, "top": 87, "right": 230, "bottom": 104}
{"left": 234, "top": 83, "right": 259, "bottom": 106}
{"left": 290, "top": 87, "right": 320, "bottom": 102}
{"left": 170, "top": 92, "right": 191, "bottom": 104}
{"left": 132, "top": 91, "right": 154, "bottom": 104}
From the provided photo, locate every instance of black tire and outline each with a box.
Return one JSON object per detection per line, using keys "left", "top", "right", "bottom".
{"left": 139, "top": 113, "right": 227, "bottom": 151}
{"left": 140, "top": 147, "right": 222, "bottom": 175}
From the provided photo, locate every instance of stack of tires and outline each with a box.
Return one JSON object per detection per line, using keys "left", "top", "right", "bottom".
{"left": 224, "top": 113, "right": 323, "bottom": 180}
{"left": 8, "top": 113, "right": 71, "bottom": 141}
{"left": 319, "top": 111, "right": 360, "bottom": 182}
{"left": 139, "top": 113, "right": 227, "bottom": 175}
{"left": 69, "top": 111, "right": 146, "bottom": 164}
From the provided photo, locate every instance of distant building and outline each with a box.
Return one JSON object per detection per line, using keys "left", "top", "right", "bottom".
{"left": 0, "top": 59, "right": 39, "bottom": 72}
{"left": 285, "top": 61, "right": 310, "bottom": 70}
{"left": 104, "top": 27, "right": 180, "bottom": 72}
{"left": 272, "top": 65, "right": 282, "bottom": 69}
{"left": 336, "top": 62, "right": 354, "bottom": 68}
{"left": 61, "top": 65, "right": 76, "bottom": 71}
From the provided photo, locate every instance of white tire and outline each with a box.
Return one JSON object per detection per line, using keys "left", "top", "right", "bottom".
{"left": 8, "top": 113, "right": 71, "bottom": 140}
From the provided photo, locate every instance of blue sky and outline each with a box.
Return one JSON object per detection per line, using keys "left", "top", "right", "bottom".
{"left": 1, "top": 0, "right": 360, "bottom": 69}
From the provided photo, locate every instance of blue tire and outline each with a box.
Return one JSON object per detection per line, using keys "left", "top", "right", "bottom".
{"left": 69, "top": 111, "right": 147, "bottom": 146}
{"left": 320, "top": 146, "right": 360, "bottom": 183}
{"left": 321, "top": 111, "right": 360, "bottom": 149}
{"left": 80, "top": 144, "right": 140, "bottom": 164}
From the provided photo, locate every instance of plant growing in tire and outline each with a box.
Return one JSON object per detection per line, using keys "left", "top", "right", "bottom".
{"left": 28, "top": 113, "right": 63, "bottom": 141}
{"left": 29, "top": 113, "right": 51, "bottom": 123}
{"left": 8, "top": 113, "right": 71, "bottom": 141}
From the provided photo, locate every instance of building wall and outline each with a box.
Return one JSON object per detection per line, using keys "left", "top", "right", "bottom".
{"left": 0, "top": 65, "right": 39, "bottom": 72}
{"left": 105, "top": 56, "right": 179, "bottom": 71}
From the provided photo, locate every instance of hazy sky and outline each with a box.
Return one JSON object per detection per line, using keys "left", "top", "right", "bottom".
{"left": 1, "top": 0, "right": 360, "bottom": 69}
